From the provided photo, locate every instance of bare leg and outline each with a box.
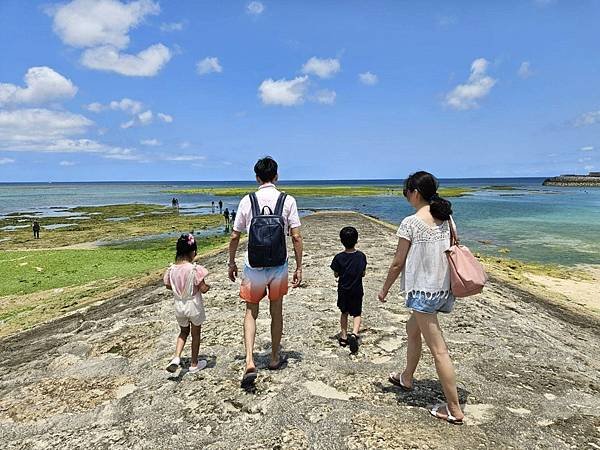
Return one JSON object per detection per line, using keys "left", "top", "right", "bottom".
{"left": 413, "top": 312, "right": 464, "bottom": 420}
{"left": 352, "top": 315, "right": 361, "bottom": 335}
{"left": 401, "top": 314, "right": 422, "bottom": 387}
{"left": 190, "top": 323, "right": 201, "bottom": 367}
{"left": 175, "top": 326, "right": 190, "bottom": 358}
{"left": 269, "top": 298, "right": 283, "bottom": 366}
{"left": 340, "top": 313, "right": 348, "bottom": 339}
{"left": 244, "top": 303, "right": 260, "bottom": 371}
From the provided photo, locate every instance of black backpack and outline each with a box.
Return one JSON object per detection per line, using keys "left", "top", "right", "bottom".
{"left": 247, "top": 192, "right": 288, "bottom": 268}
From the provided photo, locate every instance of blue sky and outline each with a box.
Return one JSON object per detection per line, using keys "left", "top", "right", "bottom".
{"left": 0, "top": 0, "right": 599, "bottom": 182}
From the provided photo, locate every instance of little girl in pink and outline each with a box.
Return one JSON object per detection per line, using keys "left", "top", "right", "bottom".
{"left": 163, "top": 233, "right": 210, "bottom": 373}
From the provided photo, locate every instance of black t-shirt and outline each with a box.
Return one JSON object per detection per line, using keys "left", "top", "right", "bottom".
{"left": 330, "top": 250, "right": 367, "bottom": 297}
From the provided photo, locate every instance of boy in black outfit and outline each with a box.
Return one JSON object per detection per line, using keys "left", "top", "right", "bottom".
{"left": 330, "top": 226, "right": 367, "bottom": 354}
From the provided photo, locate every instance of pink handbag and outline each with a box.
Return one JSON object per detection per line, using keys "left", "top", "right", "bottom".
{"left": 445, "top": 217, "right": 488, "bottom": 297}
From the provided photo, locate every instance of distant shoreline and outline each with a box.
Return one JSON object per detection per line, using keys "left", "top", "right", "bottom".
{"left": 0, "top": 176, "right": 548, "bottom": 185}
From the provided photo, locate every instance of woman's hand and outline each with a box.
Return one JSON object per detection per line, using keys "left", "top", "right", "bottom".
{"left": 378, "top": 289, "right": 388, "bottom": 303}
{"left": 292, "top": 267, "right": 303, "bottom": 288}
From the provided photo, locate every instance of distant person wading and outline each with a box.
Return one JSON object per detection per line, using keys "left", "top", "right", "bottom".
{"left": 32, "top": 220, "right": 40, "bottom": 239}
{"left": 228, "top": 156, "right": 303, "bottom": 388}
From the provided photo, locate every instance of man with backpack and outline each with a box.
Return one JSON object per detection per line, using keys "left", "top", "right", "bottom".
{"left": 228, "top": 156, "right": 303, "bottom": 387}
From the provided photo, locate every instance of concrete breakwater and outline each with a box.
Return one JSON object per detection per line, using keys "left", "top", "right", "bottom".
{"left": 543, "top": 172, "right": 600, "bottom": 186}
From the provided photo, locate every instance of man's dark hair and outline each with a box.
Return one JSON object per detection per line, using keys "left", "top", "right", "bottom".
{"left": 254, "top": 156, "right": 278, "bottom": 183}
{"left": 340, "top": 226, "right": 358, "bottom": 249}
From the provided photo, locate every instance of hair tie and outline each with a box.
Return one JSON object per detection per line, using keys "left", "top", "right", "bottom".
{"left": 429, "top": 193, "right": 440, "bottom": 203}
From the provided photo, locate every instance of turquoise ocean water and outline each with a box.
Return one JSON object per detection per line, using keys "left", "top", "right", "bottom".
{"left": 1, "top": 178, "right": 598, "bottom": 266}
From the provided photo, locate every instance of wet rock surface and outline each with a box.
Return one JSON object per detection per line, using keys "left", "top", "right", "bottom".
{"left": 1, "top": 212, "right": 599, "bottom": 449}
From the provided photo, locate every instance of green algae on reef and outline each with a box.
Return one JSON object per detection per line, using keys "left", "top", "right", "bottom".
{"left": 0, "top": 204, "right": 222, "bottom": 250}
{"left": 163, "top": 185, "right": 473, "bottom": 198}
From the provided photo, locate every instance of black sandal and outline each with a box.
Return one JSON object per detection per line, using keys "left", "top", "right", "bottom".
{"left": 338, "top": 337, "right": 348, "bottom": 347}
{"left": 268, "top": 357, "right": 288, "bottom": 371}
{"left": 241, "top": 367, "right": 257, "bottom": 388}
{"left": 347, "top": 333, "right": 359, "bottom": 354}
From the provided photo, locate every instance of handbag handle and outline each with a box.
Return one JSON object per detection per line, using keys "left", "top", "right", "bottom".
{"left": 449, "top": 216, "right": 460, "bottom": 247}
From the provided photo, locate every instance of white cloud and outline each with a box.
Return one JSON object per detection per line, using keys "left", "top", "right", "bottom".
{"left": 160, "top": 21, "right": 184, "bottom": 32}
{"left": 196, "top": 57, "right": 223, "bottom": 75}
{"left": 0, "top": 67, "right": 77, "bottom": 106}
{"left": 0, "top": 109, "right": 93, "bottom": 147}
{"left": 138, "top": 110, "right": 153, "bottom": 125}
{"left": 59, "top": 160, "right": 76, "bottom": 166}
{"left": 141, "top": 138, "right": 161, "bottom": 146}
{"left": 179, "top": 141, "right": 190, "bottom": 149}
{"left": 86, "top": 102, "right": 105, "bottom": 112}
{"left": 358, "top": 71, "right": 378, "bottom": 86}
{"left": 0, "top": 107, "right": 145, "bottom": 160}
{"left": 162, "top": 154, "right": 206, "bottom": 162}
{"left": 259, "top": 76, "right": 309, "bottom": 106}
{"left": 581, "top": 146, "right": 594, "bottom": 151}
{"left": 301, "top": 57, "right": 340, "bottom": 79}
{"left": 518, "top": 61, "right": 533, "bottom": 79}
{"left": 89, "top": 98, "right": 171, "bottom": 127}
{"left": 81, "top": 44, "right": 172, "bottom": 77}
{"left": 314, "top": 89, "right": 336, "bottom": 105}
{"left": 49, "top": 0, "right": 160, "bottom": 49}
{"left": 157, "top": 112, "right": 173, "bottom": 123}
{"left": 110, "top": 98, "right": 143, "bottom": 114}
{"left": 247, "top": 1, "right": 265, "bottom": 15}
{"left": 584, "top": 164, "right": 595, "bottom": 171}
{"left": 120, "top": 119, "right": 136, "bottom": 129}
{"left": 0, "top": 157, "right": 15, "bottom": 165}
{"left": 48, "top": 0, "right": 170, "bottom": 77}
{"left": 574, "top": 110, "right": 600, "bottom": 127}
{"left": 444, "top": 58, "right": 497, "bottom": 110}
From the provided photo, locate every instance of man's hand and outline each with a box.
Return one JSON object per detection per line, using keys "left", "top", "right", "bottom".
{"left": 228, "top": 263, "right": 238, "bottom": 282}
{"left": 292, "top": 267, "right": 302, "bottom": 288}
{"left": 378, "top": 289, "right": 388, "bottom": 303}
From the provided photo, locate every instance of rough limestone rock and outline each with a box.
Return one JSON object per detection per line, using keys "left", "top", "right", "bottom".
{"left": 1, "top": 212, "right": 599, "bottom": 449}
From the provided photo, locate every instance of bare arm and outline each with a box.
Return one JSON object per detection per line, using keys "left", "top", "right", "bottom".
{"left": 290, "top": 226, "right": 303, "bottom": 287}
{"left": 199, "top": 280, "right": 210, "bottom": 294}
{"left": 378, "top": 238, "right": 411, "bottom": 302}
{"left": 228, "top": 230, "right": 241, "bottom": 282}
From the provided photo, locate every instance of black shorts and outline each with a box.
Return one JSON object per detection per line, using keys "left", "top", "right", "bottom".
{"left": 337, "top": 292, "right": 363, "bottom": 316}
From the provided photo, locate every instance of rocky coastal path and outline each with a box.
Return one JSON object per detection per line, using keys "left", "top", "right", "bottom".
{"left": 1, "top": 212, "right": 599, "bottom": 449}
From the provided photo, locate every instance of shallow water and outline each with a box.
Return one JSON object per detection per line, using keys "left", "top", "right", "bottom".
{"left": 1, "top": 179, "right": 598, "bottom": 265}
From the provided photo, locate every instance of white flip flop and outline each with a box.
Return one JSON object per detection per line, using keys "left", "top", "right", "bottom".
{"left": 187, "top": 359, "right": 208, "bottom": 373}
{"left": 430, "top": 403, "right": 464, "bottom": 425}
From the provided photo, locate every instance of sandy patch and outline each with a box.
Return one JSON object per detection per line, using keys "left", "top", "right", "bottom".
{"left": 524, "top": 270, "right": 600, "bottom": 312}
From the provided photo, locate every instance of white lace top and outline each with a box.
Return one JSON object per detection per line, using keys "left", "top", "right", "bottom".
{"left": 396, "top": 214, "right": 452, "bottom": 298}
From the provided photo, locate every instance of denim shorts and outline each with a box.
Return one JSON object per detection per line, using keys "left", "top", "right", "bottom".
{"left": 405, "top": 291, "right": 455, "bottom": 314}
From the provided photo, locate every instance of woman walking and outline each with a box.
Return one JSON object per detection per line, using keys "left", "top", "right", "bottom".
{"left": 378, "top": 171, "right": 464, "bottom": 425}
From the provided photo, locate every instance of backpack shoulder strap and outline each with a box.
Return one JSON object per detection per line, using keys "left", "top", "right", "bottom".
{"left": 249, "top": 193, "right": 261, "bottom": 217}
{"left": 274, "top": 193, "right": 287, "bottom": 216}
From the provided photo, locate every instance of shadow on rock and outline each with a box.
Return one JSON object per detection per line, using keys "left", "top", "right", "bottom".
{"left": 375, "top": 378, "right": 470, "bottom": 408}
{"left": 234, "top": 349, "right": 303, "bottom": 368}
{"left": 166, "top": 355, "right": 217, "bottom": 383}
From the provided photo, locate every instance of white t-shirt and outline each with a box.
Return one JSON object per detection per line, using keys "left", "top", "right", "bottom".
{"left": 233, "top": 183, "right": 301, "bottom": 268}
{"left": 233, "top": 183, "right": 301, "bottom": 234}
{"left": 396, "top": 214, "right": 452, "bottom": 298}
